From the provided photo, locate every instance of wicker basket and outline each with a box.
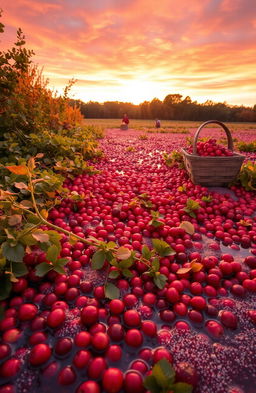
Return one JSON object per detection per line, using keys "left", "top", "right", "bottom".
{"left": 181, "top": 120, "right": 245, "bottom": 186}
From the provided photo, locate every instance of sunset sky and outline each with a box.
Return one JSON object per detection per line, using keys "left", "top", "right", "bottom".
{"left": 1, "top": 0, "right": 256, "bottom": 106}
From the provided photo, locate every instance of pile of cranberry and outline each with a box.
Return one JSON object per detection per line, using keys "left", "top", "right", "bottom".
{"left": 188, "top": 139, "right": 233, "bottom": 156}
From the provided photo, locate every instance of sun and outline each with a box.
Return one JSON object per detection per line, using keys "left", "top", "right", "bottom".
{"left": 118, "top": 79, "right": 162, "bottom": 104}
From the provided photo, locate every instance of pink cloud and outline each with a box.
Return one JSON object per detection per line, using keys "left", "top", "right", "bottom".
{"left": 1, "top": 0, "right": 256, "bottom": 106}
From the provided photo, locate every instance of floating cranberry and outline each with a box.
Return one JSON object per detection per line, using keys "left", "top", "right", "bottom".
{"left": 81, "top": 305, "right": 99, "bottom": 326}
{"left": 219, "top": 310, "right": 238, "bottom": 329}
{"left": 153, "top": 347, "right": 173, "bottom": 363}
{"left": 87, "top": 357, "right": 107, "bottom": 379}
{"left": 18, "top": 303, "right": 37, "bottom": 321}
{"left": 0, "top": 358, "right": 21, "bottom": 378}
{"left": 76, "top": 381, "right": 100, "bottom": 393}
{"left": 124, "top": 310, "right": 141, "bottom": 327}
{"left": 47, "top": 308, "right": 66, "bottom": 328}
{"left": 91, "top": 332, "right": 110, "bottom": 351}
{"left": 190, "top": 296, "right": 207, "bottom": 310}
{"left": 205, "top": 320, "right": 224, "bottom": 338}
{"left": 29, "top": 343, "right": 51, "bottom": 366}
{"left": 123, "top": 371, "right": 144, "bottom": 393}
{"left": 125, "top": 329, "right": 143, "bottom": 347}
{"left": 58, "top": 366, "right": 76, "bottom": 385}
{"left": 166, "top": 287, "right": 180, "bottom": 303}
{"left": 103, "top": 368, "right": 124, "bottom": 393}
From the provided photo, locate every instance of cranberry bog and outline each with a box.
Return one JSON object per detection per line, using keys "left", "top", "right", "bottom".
{"left": 1, "top": 123, "right": 256, "bottom": 393}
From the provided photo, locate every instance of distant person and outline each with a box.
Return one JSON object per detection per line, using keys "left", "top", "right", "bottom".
{"left": 122, "top": 113, "right": 129, "bottom": 125}
{"left": 155, "top": 119, "right": 161, "bottom": 128}
{"left": 120, "top": 113, "right": 129, "bottom": 130}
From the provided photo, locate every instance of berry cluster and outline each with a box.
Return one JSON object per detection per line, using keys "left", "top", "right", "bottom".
{"left": 188, "top": 139, "right": 233, "bottom": 156}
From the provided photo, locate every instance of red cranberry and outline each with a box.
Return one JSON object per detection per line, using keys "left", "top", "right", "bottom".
{"left": 76, "top": 381, "right": 100, "bottom": 393}
{"left": 123, "top": 371, "right": 144, "bottom": 393}
{"left": 81, "top": 305, "right": 99, "bottom": 326}
{"left": 125, "top": 329, "right": 143, "bottom": 347}
{"left": 29, "top": 343, "right": 52, "bottom": 366}
{"left": 219, "top": 310, "right": 238, "bottom": 329}
{"left": 103, "top": 368, "right": 123, "bottom": 393}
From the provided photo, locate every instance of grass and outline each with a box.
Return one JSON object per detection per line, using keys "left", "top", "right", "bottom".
{"left": 84, "top": 118, "right": 256, "bottom": 133}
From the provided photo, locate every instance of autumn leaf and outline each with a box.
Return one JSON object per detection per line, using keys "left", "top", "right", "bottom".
{"left": 5, "top": 165, "right": 28, "bottom": 175}
{"left": 14, "top": 182, "right": 28, "bottom": 190}
{"left": 176, "top": 267, "right": 192, "bottom": 275}
{"left": 115, "top": 247, "right": 131, "bottom": 260}
{"left": 8, "top": 215, "right": 22, "bottom": 226}
{"left": 32, "top": 232, "right": 50, "bottom": 243}
{"left": 179, "top": 221, "right": 195, "bottom": 235}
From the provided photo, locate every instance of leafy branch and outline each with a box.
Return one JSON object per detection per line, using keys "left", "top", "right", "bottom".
{"left": 144, "top": 359, "right": 193, "bottom": 393}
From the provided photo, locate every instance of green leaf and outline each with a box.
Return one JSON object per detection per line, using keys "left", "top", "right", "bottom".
{"left": 105, "top": 250, "right": 114, "bottom": 262}
{"left": 142, "top": 245, "right": 151, "bottom": 260}
{"left": 53, "top": 265, "right": 66, "bottom": 275}
{"left": 35, "top": 262, "right": 53, "bottom": 277}
{"left": 154, "top": 273, "right": 167, "bottom": 289}
{"left": 0, "top": 275, "right": 12, "bottom": 300}
{"left": 152, "top": 239, "right": 176, "bottom": 257}
{"left": 143, "top": 375, "right": 160, "bottom": 393}
{"left": 54, "top": 258, "right": 68, "bottom": 266}
{"left": 152, "top": 358, "right": 175, "bottom": 388}
{"left": 152, "top": 257, "right": 160, "bottom": 272}
{"left": 91, "top": 249, "right": 106, "bottom": 270}
{"left": 11, "top": 262, "right": 28, "bottom": 277}
{"left": 119, "top": 258, "right": 134, "bottom": 269}
{"left": 108, "top": 270, "right": 120, "bottom": 279}
{"left": 149, "top": 218, "right": 164, "bottom": 228}
{"left": 2, "top": 242, "right": 25, "bottom": 262}
{"left": 46, "top": 244, "right": 59, "bottom": 263}
{"left": 105, "top": 282, "right": 120, "bottom": 299}
{"left": 171, "top": 382, "right": 193, "bottom": 393}
{"left": 109, "top": 258, "right": 119, "bottom": 267}
{"left": 106, "top": 241, "right": 116, "bottom": 250}
{"left": 122, "top": 268, "right": 133, "bottom": 278}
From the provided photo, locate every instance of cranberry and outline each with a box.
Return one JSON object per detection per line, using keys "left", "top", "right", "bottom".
{"left": 0, "top": 358, "right": 21, "bottom": 378}
{"left": 153, "top": 347, "right": 173, "bottom": 363}
{"left": 123, "top": 371, "right": 144, "bottom": 393}
{"left": 125, "top": 329, "right": 143, "bottom": 347}
{"left": 58, "top": 366, "right": 76, "bottom": 385}
{"left": 76, "top": 381, "right": 100, "bottom": 393}
{"left": 18, "top": 303, "right": 37, "bottom": 321}
{"left": 81, "top": 305, "right": 99, "bottom": 326}
{"left": 47, "top": 308, "right": 66, "bottom": 328}
{"left": 29, "top": 343, "right": 52, "bottom": 366}
{"left": 219, "top": 310, "right": 238, "bottom": 329}
{"left": 103, "top": 368, "right": 124, "bottom": 393}
{"left": 91, "top": 332, "right": 110, "bottom": 351}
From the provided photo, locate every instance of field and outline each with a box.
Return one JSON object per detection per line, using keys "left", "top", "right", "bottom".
{"left": 84, "top": 119, "right": 256, "bottom": 133}
{"left": 1, "top": 124, "right": 256, "bottom": 393}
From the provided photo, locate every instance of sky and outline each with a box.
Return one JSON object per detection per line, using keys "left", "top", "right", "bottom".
{"left": 1, "top": 0, "right": 256, "bottom": 106}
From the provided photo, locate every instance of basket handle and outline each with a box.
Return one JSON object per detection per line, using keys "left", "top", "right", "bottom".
{"left": 193, "top": 120, "right": 234, "bottom": 154}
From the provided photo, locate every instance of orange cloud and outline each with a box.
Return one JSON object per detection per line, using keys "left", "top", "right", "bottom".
{"left": 1, "top": 0, "right": 256, "bottom": 106}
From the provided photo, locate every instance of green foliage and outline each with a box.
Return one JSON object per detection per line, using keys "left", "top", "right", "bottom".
{"left": 0, "top": 157, "right": 73, "bottom": 299}
{"left": 149, "top": 211, "right": 164, "bottom": 227}
{"left": 237, "top": 161, "right": 256, "bottom": 191}
{"left": 0, "top": 11, "right": 102, "bottom": 172}
{"left": 183, "top": 199, "right": 200, "bottom": 218}
{"left": 144, "top": 359, "right": 193, "bottom": 393}
{"left": 129, "top": 193, "right": 154, "bottom": 210}
{"left": 163, "top": 151, "right": 185, "bottom": 169}
{"left": 201, "top": 195, "right": 213, "bottom": 203}
{"left": 89, "top": 237, "right": 176, "bottom": 295}
{"left": 236, "top": 141, "right": 256, "bottom": 152}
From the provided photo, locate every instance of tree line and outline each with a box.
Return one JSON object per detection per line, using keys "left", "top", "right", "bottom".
{"left": 71, "top": 94, "right": 256, "bottom": 122}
